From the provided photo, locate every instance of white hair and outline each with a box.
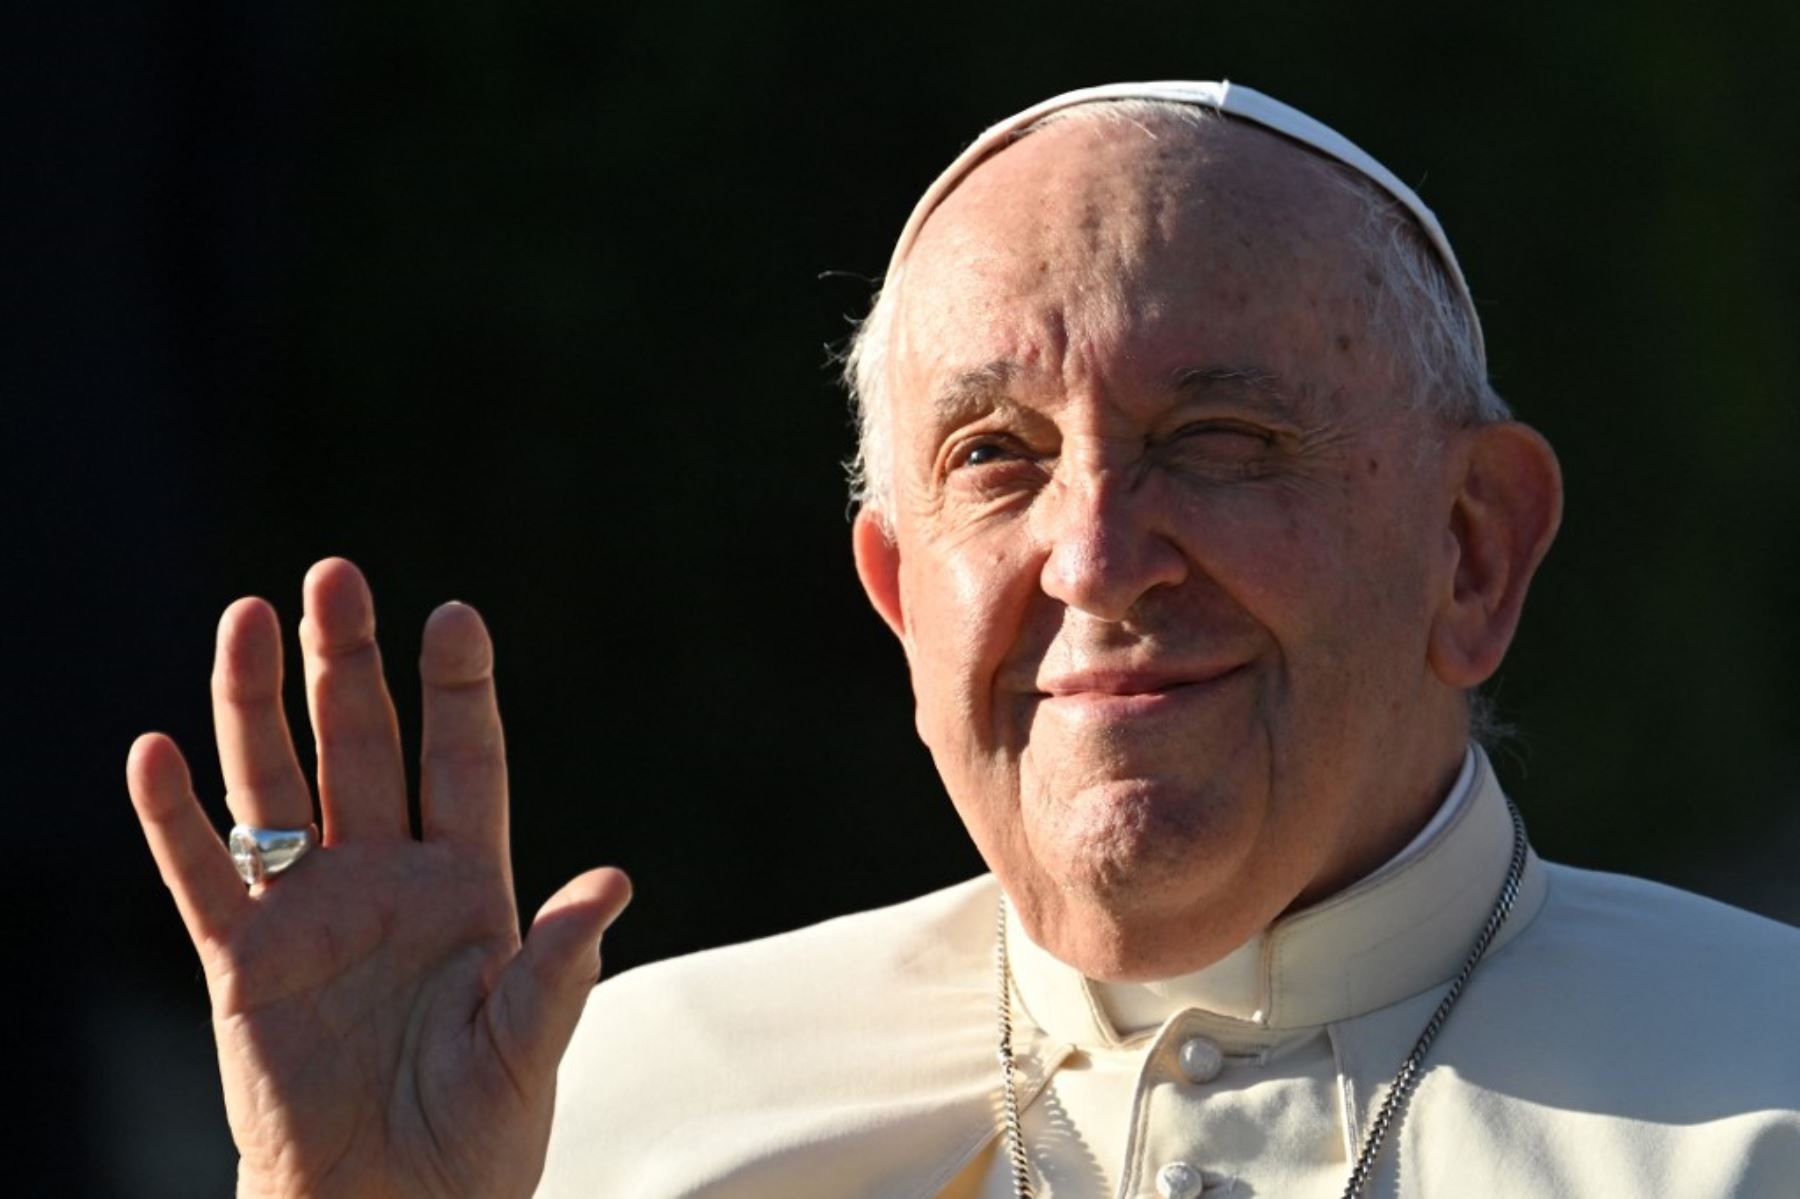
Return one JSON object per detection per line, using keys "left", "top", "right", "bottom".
{"left": 840, "top": 98, "right": 1510, "bottom": 525}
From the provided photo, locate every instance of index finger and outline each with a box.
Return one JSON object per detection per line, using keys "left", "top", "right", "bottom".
{"left": 418, "top": 601, "right": 509, "bottom": 867}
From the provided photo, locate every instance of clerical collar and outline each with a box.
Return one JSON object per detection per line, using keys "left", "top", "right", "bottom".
{"left": 1006, "top": 745, "right": 1547, "bottom": 1047}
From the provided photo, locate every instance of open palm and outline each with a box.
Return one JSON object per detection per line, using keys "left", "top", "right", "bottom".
{"left": 127, "top": 559, "right": 630, "bottom": 1198}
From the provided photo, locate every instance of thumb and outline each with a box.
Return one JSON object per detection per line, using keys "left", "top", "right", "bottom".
{"left": 486, "top": 867, "right": 633, "bottom": 1089}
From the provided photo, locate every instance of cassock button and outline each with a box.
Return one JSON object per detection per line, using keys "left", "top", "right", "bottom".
{"left": 1155, "top": 1161, "right": 1206, "bottom": 1199}
{"left": 1177, "top": 1036, "right": 1224, "bottom": 1084}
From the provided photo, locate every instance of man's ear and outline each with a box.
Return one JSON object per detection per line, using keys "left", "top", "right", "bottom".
{"left": 1428, "top": 422, "right": 1564, "bottom": 688}
{"left": 853, "top": 509, "right": 908, "bottom": 644}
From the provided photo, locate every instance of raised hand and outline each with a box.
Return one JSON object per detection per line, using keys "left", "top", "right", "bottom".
{"left": 127, "top": 558, "right": 630, "bottom": 1199}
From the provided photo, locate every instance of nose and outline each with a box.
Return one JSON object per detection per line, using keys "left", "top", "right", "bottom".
{"left": 1035, "top": 455, "right": 1188, "bottom": 621}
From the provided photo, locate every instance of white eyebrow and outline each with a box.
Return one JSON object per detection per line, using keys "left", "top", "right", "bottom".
{"left": 1171, "top": 364, "right": 1307, "bottom": 422}
{"left": 929, "top": 361, "right": 1019, "bottom": 425}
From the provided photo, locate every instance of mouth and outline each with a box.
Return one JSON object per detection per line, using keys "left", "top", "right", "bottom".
{"left": 1034, "top": 665, "right": 1246, "bottom": 718}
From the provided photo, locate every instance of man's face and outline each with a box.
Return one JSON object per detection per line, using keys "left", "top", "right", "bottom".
{"left": 865, "top": 115, "right": 1473, "bottom": 980}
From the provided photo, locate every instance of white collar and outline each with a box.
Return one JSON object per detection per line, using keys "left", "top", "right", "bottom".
{"left": 1007, "top": 746, "right": 1546, "bottom": 1047}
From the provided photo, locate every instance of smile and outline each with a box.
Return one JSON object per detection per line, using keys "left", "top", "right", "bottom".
{"left": 1034, "top": 665, "right": 1245, "bottom": 719}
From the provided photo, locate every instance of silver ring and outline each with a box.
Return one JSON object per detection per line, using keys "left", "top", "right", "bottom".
{"left": 228, "top": 824, "right": 319, "bottom": 886}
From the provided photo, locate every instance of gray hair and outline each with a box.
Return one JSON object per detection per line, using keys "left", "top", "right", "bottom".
{"left": 840, "top": 98, "right": 1511, "bottom": 525}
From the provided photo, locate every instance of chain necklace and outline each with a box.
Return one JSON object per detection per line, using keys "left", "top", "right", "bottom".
{"left": 995, "top": 799, "right": 1529, "bottom": 1199}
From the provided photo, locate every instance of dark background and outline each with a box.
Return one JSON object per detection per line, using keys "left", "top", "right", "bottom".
{"left": 11, "top": 3, "right": 1798, "bottom": 1194}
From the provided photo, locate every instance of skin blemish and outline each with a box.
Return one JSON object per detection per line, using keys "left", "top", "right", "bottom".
{"left": 1336, "top": 333, "right": 1353, "bottom": 353}
{"left": 1367, "top": 457, "right": 1380, "bottom": 475}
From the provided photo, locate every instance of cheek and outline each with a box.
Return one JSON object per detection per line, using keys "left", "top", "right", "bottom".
{"left": 901, "top": 536, "right": 1043, "bottom": 739}
{"left": 1172, "top": 484, "right": 1353, "bottom": 629}
{"left": 1169, "top": 477, "right": 1431, "bottom": 683}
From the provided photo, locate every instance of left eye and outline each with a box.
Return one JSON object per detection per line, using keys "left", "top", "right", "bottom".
{"left": 1174, "top": 423, "right": 1270, "bottom": 451}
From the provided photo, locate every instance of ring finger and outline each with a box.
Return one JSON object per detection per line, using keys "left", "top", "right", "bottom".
{"left": 212, "top": 596, "right": 316, "bottom": 834}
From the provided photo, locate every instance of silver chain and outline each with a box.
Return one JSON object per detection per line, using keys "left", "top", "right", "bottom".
{"left": 995, "top": 800, "right": 1529, "bottom": 1199}
{"left": 995, "top": 898, "right": 1037, "bottom": 1199}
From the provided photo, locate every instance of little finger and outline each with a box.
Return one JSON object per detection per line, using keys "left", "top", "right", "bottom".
{"left": 127, "top": 732, "right": 248, "bottom": 944}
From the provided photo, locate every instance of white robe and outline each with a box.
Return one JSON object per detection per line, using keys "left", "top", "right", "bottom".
{"left": 541, "top": 752, "right": 1800, "bottom": 1197}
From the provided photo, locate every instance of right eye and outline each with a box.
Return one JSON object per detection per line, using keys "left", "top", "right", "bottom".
{"left": 958, "top": 440, "right": 1015, "bottom": 468}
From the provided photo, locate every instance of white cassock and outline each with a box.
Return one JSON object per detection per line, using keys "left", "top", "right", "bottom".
{"left": 540, "top": 747, "right": 1800, "bottom": 1197}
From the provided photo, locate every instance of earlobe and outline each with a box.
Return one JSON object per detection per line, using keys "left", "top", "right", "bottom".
{"left": 853, "top": 509, "right": 908, "bottom": 643}
{"left": 1428, "top": 423, "right": 1564, "bottom": 688}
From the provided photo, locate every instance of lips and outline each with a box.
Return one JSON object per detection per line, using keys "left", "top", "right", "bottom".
{"left": 1037, "top": 665, "right": 1241, "bottom": 697}
{"left": 1033, "top": 664, "right": 1245, "bottom": 719}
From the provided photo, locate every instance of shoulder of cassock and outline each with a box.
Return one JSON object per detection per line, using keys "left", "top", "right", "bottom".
{"left": 540, "top": 858, "right": 1800, "bottom": 1198}
{"left": 1354, "top": 860, "right": 1800, "bottom": 1196}
{"left": 538, "top": 873, "right": 1042, "bottom": 1199}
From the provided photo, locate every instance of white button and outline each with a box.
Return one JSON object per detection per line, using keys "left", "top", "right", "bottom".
{"left": 1155, "top": 1161, "right": 1206, "bottom": 1199}
{"left": 1178, "top": 1035, "right": 1224, "bottom": 1083}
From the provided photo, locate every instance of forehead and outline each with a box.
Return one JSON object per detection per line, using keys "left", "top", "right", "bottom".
{"left": 889, "top": 114, "right": 1376, "bottom": 411}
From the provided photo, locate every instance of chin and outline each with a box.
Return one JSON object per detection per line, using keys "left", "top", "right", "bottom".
{"left": 1014, "top": 777, "right": 1266, "bottom": 977}
{"left": 1038, "top": 777, "right": 1248, "bottom": 888}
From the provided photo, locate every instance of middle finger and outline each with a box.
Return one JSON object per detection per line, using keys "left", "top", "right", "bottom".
{"left": 300, "top": 558, "right": 409, "bottom": 842}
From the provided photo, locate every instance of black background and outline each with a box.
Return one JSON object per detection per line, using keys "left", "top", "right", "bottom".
{"left": 11, "top": 3, "right": 1799, "bottom": 1193}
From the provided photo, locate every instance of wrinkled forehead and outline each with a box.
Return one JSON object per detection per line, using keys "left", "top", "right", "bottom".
{"left": 880, "top": 81, "right": 1480, "bottom": 356}
{"left": 900, "top": 111, "right": 1359, "bottom": 290}
{"left": 888, "top": 115, "right": 1377, "bottom": 406}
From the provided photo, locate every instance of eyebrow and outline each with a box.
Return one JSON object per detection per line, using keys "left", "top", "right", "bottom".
{"left": 1170, "top": 364, "right": 1308, "bottom": 423}
{"left": 929, "top": 361, "right": 1023, "bottom": 427}
{"left": 926, "top": 360, "right": 1309, "bottom": 426}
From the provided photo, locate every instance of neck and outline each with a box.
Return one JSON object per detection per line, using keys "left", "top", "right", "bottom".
{"left": 1003, "top": 728, "right": 1475, "bottom": 983}
{"left": 1005, "top": 745, "right": 1536, "bottom": 1040}
{"left": 1290, "top": 736, "right": 1472, "bottom": 911}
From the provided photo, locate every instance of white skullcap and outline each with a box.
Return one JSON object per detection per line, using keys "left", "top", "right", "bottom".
{"left": 883, "top": 80, "right": 1483, "bottom": 359}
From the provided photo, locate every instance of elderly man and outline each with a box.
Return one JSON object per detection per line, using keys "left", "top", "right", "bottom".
{"left": 128, "top": 82, "right": 1799, "bottom": 1197}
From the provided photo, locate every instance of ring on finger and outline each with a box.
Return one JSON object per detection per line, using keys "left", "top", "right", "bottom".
{"left": 228, "top": 824, "right": 319, "bottom": 886}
